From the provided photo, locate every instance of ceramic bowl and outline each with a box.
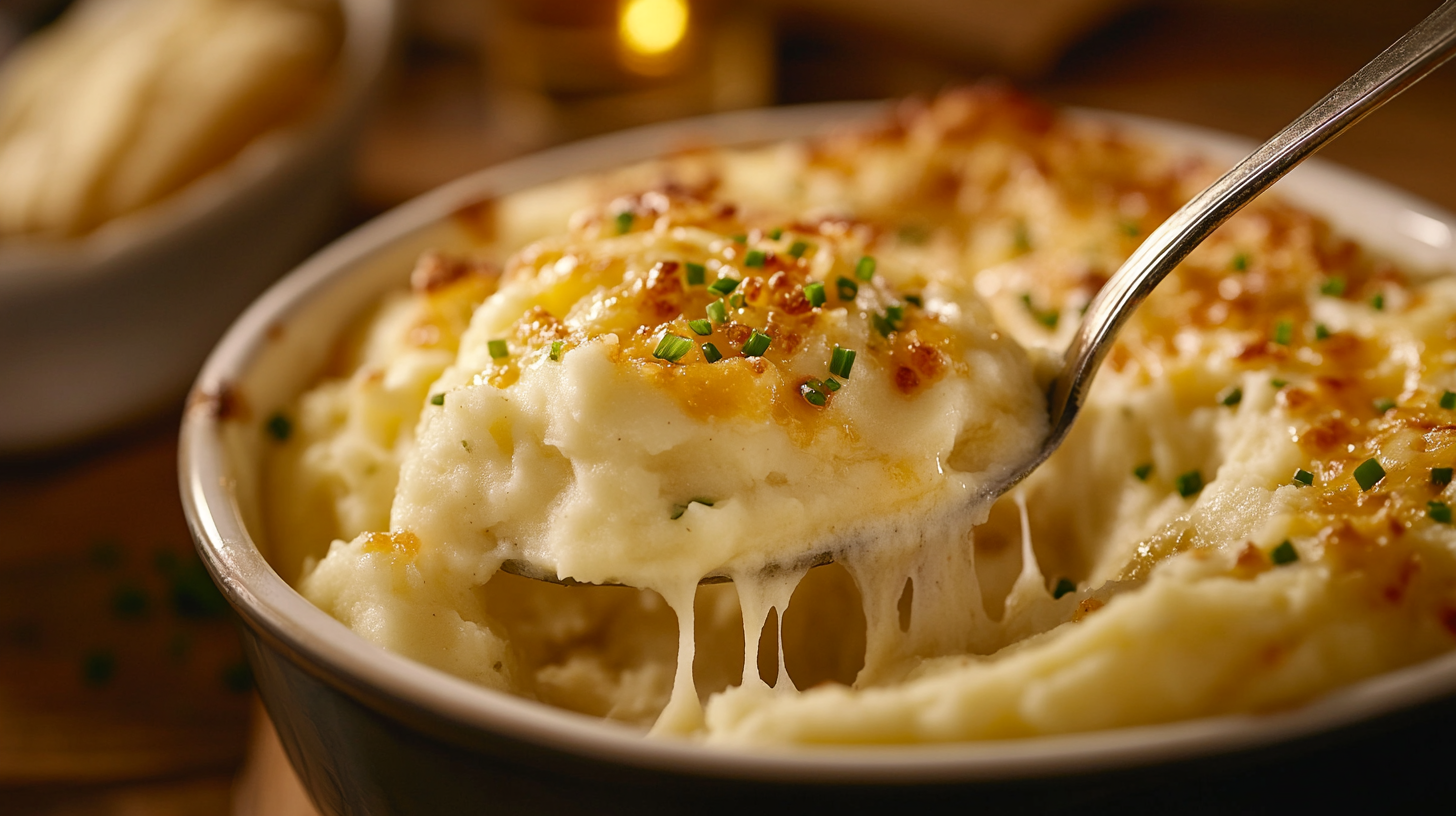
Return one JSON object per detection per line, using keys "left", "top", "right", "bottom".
{"left": 0, "top": 0, "right": 396, "bottom": 453}
{"left": 180, "top": 103, "right": 1456, "bottom": 815}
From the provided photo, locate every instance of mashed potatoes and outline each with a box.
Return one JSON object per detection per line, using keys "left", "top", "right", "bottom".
{"left": 263, "top": 87, "right": 1456, "bottom": 743}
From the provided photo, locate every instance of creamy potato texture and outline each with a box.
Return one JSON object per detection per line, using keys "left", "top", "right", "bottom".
{"left": 265, "top": 88, "right": 1456, "bottom": 743}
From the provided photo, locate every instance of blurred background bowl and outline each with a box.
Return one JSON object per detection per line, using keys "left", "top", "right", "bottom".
{"left": 0, "top": 0, "right": 395, "bottom": 454}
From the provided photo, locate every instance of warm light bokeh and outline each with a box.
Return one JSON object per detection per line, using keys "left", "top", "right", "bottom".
{"left": 618, "top": 0, "right": 689, "bottom": 58}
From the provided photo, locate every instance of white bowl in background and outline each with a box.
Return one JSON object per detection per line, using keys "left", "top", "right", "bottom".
{"left": 0, "top": 0, "right": 396, "bottom": 453}
{"left": 181, "top": 104, "right": 1456, "bottom": 814}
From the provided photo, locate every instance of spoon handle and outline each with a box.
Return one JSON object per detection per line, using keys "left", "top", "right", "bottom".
{"left": 1046, "top": 0, "right": 1456, "bottom": 445}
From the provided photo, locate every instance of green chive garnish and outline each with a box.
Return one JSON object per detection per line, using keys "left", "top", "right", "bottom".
{"left": 1373, "top": 398, "right": 1396, "bottom": 414}
{"left": 707, "top": 300, "right": 728, "bottom": 323}
{"left": 904, "top": 294, "right": 923, "bottom": 308}
{"left": 1314, "top": 323, "right": 1331, "bottom": 341}
{"left": 1220, "top": 387, "right": 1243, "bottom": 407}
{"left": 741, "top": 331, "right": 771, "bottom": 357}
{"left": 488, "top": 339, "right": 509, "bottom": 359}
{"left": 688, "top": 319, "right": 712, "bottom": 336}
{"left": 731, "top": 233, "right": 747, "bottom": 244}
{"left": 1134, "top": 463, "right": 1153, "bottom": 481}
{"left": 1052, "top": 578, "right": 1076, "bottom": 599}
{"left": 745, "top": 250, "right": 767, "bottom": 268}
{"left": 768, "top": 228, "right": 782, "bottom": 240}
{"left": 685, "top": 262, "right": 706, "bottom": 285}
{"left": 1371, "top": 293, "right": 1385, "bottom": 310}
{"left": 430, "top": 393, "right": 445, "bottom": 406}
{"left": 702, "top": 343, "right": 723, "bottom": 363}
{"left": 1271, "top": 540, "right": 1299, "bottom": 565}
{"left": 803, "top": 282, "right": 826, "bottom": 308}
{"left": 1175, "top": 470, "right": 1204, "bottom": 498}
{"left": 1293, "top": 468, "right": 1315, "bottom": 486}
{"left": 1353, "top": 458, "right": 1386, "bottom": 491}
{"left": 1231, "top": 253, "right": 1249, "bottom": 272}
{"left": 1430, "top": 501, "right": 1453, "bottom": 525}
{"left": 822, "top": 377, "right": 841, "bottom": 392}
{"left": 788, "top": 240, "right": 810, "bottom": 258}
{"left": 836, "top": 276, "right": 858, "bottom": 301}
{"left": 800, "top": 382, "right": 827, "bottom": 406}
{"left": 614, "top": 211, "right": 633, "bottom": 234}
{"left": 549, "top": 340, "right": 564, "bottom": 361}
{"left": 1432, "top": 467, "right": 1453, "bottom": 486}
{"left": 265, "top": 413, "right": 292, "bottom": 442}
{"left": 708, "top": 277, "right": 740, "bottom": 296}
{"left": 1119, "top": 220, "right": 1139, "bottom": 237}
{"left": 855, "top": 256, "right": 877, "bottom": 281}
{"left": 829, "top": 346, "right": 856, "bottom": 379}
{"left": 1271, "top": 379, "right": 1288, "bottom": 388}
{"left": 1021, "top": 294, "right": 1059, "bottom": 329}
{"left": 874, "top": 304, "right": 905, "bottom": 337}
{"left": 1272, "top": 320, "right": 1293, "bottom": 346}
{"left": 729, "top": 293, "right": 745, "bottom": 309}
{"left": 1319, "top": 276, "right": 1345, "bottom": 297}
{"left": 653, "top": 333, "right": 693, "bottom": 362}
{"left": 1441, "top": 390, "right": 1456, "bottom": 409}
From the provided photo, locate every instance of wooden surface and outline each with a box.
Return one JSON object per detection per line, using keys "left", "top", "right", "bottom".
{"left": 3, "top": 1, "right": 1454, "bottom": 813}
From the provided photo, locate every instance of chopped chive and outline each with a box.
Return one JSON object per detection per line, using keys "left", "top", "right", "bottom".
{"left": 1432, "top": 467, "right": 1453, "bottom": 486}
{"left": 822, "top": 377, "right": 841, "bottom": 392}
{"left": 1271, "top": 540, "right": 1299, "bottom": 565}
{"left": 1319, "top": 276, "right": 1346, "bottom": 297}
{"left": 1430, "top": 501, "right": 1453, "bottom": 525}
{"left": 874, "top": 304, "right": 905, "bottom": 337}
{"left": 430, "top": 393, "right": 445, "bottom": 406}
{"left": 855, "top": 256, "right": 877, "bottom": 281}
{"left": 264, "top": 413, "right": 292, "bottom": 442}
{"left": 488, "top": 339, "right": 509, "bottom": 359}
{"left": 1013, "top": 222, "right": 1032, "bottom": 253}
{"left": 685, "top": 262, "right": 706, "bottom": 285}
{"left": 701, "top": 343, "right": 723, "bottom": 363}
{"left": 652, "top": 333, "right": 694, "bottom": 363}
{"left": 1119, "top": 220, "right": 1140, "bottom": 237}
{"left": 1373, "top": 398, "right": 1396, "bottom": 414}
{"left": 729, "top": 293, "right": 745, "bottom": 309}
{"left": 768, "top": 228, "right": 783, "bottom": 240}
{"left": 1271, "top": 378, "right": 1288, "bottom": 388}
{"left": 707, "top": 300, "right": 728, "bottom": 323}
{"left": 1052, "top": 578, "right": 1076, "bottom": 599}
{"left": 744, "top": 250, "right": 767, "bottom": 268}
{"left": 708, "top": 277, "right": 740, "bottom": 296}
{"left": 614, "top": 211, "right": 633, "bottom": 234}
{"left": 1314, "top": 323, "right": 1331, "bottom": 341}
{"left": 1021, "top": 294, "right": 1059, "bottom": 329}
{"left": 741, "top": 331, "right": 772, "bottom": 357}
{"left": 788, "top": 240, "right": 810, "bottom": 258}
{"left": 1353, "top": 458, "right": 1386, "bottom": 491}
{"left": 829, "top": 346, "right": 857, "bottom": 379}
{"left": 1272, "top": 320, "right": 1293, "bottom": 346}
{"left": 1175, "top": 470, "right": 1204, "bottom": 498}
{"left": 800, "top": 382, "right": 827, "bottom": 406}
{"left": 904, "top": 294, "right": 923, "bottom": 308}
{"left": 1134, "top": 463, "right": 1153, "bottom": 481}
{"left": 1441, "top": 390, "right": 1456, "bottom": 409}
{"left": 873, "top": 314, "right": 894, "bottom": 337}
{"left": 688, "top": 319, "right": 713, "bottom": 336}
{"left": 836, "top": 276, "right": 858, "bottom": 301}
{"left": 1231, "top": 252, "right": 1249, "bottom": 272}
{"left": 1220, "top": 387, "right": 1243, "bottom": 407}
{"left": 1292, "top": 468, "right": 1315, "bottom": 486}
{"left": 803, "top": 282, "right": 826, "bottom": 308}
{"left": 731, "top": 233, "right": 747, "bottom": 244}
{"left": 549, "top": 340, "right": 564, "bottom": 361}
{"left": 1371, "top": 293, "right": 1385, "bottom": 310}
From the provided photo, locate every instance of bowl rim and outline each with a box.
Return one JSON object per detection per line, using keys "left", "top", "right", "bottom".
{"left": 0, "top": 0, "right": 396, "bottom": 297}
{"left": 180, "top": 100, "right": 1456, "bottom": 784}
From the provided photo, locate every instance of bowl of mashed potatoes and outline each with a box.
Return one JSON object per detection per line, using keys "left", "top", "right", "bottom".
{"left": 181, "top": 87, "right": 1456, "bottom": 813}
{"left": 0, "top": 0, "right": 393, "bottom": 452}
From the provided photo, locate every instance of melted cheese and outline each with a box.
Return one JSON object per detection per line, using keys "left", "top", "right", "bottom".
{"left": 264, "top": 87, "right": 1456, "bottom": 744}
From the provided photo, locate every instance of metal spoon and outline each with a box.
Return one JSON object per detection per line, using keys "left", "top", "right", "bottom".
{"left": 504, "top": 0, "right": 1456, "bottom": 587}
